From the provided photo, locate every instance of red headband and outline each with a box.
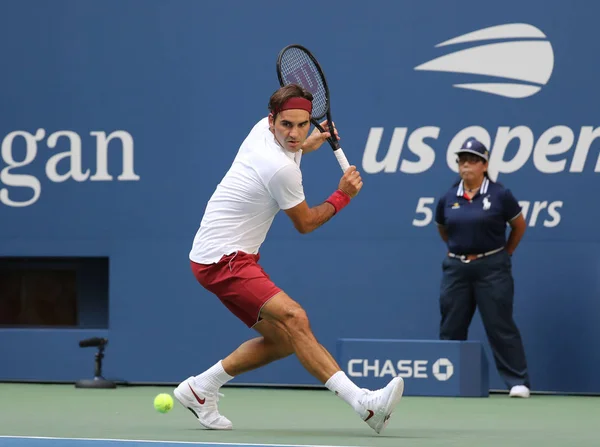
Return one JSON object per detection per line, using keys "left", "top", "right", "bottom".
{"left": 273, "top": 97, "right": 312, "bottom": 115}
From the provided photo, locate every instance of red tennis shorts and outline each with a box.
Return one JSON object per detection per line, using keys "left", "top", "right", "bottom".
{"left": 190, "top": 251, "right": 282, "bottom": 328}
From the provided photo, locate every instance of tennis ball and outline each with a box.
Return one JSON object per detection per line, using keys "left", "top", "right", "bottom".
{"left": 154, "top": 393, "right": 174, "bottom": 413}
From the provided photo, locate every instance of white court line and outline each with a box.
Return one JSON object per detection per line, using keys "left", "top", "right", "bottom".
{"left": 0, "top": 436, "right": 370, "bottom": 447}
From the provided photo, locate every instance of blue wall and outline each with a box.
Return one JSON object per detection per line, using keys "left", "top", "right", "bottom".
{"left": 1, "top": 1, "right": 598, "bottom": 393}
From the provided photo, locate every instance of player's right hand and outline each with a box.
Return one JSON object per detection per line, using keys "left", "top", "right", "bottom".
{"left": 339, "top": 166, "right": 363, "bottom": 198}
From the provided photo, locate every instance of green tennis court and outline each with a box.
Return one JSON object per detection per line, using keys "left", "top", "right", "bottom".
{"left": 0, "top": 383, "right": 597, "bottom": 447}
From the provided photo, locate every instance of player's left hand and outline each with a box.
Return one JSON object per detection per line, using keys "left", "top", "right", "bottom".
{"left": 302, "top": 120, "right": 340, "bottom": 152}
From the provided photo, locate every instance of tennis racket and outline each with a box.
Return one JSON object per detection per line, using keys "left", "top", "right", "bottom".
{"left": 276, "top": 44, "right": 351, "bottom": 173}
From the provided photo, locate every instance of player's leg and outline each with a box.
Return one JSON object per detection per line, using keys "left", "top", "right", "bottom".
{"left": 181, "top": 288, "right": 357, "bottom": 408}
{"left": 259, "top": 291, "right": 340, "bottom": 382}
{"left": 181, "top": 253, "right": 403, "bottom": 433}
{"left": 172, "top": 319, "right": 293, "bottom": 430}
{"left": 184, "top": 320, "right": 294, "bottom": 394}
{"left": 220, "top": 319, "right": 295, "bottom": 376}
{"left": 259, "top": 292, "right": 404, "bottom": 434}
{"left": 220, "top": 318, "right": 339, "bottom": 379}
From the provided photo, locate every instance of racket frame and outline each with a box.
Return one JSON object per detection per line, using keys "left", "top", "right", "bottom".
{"left": 276, "top": 44, "right": 350, "bottom": 172}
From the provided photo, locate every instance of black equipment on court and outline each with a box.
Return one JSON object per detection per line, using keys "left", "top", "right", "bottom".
{"left": 75, "top": 337, "right": 116, "bottom": 389}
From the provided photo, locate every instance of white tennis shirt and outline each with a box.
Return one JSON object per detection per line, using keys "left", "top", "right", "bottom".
{"left": 189, "top": 117, "right": 306, "bottom": 264}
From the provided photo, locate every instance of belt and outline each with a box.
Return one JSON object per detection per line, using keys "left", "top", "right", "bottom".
{"left": 448, "top": 247, "right": 504, "bottom": 263}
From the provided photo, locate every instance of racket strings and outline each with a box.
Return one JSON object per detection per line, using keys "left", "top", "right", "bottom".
{"left": 279, "top": 48, "right": 328, "bottom": 119}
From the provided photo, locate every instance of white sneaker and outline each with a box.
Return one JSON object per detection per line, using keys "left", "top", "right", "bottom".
{"left": 357, "top": 377, "right": 404, "bottom": 434}
{"left": 509, "top": 385, "right": 530, "bottom": 398}
{"left": 173, "top": 376, "right": 232, "bottom": 430}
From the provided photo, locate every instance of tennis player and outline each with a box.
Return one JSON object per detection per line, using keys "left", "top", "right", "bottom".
{"left": 174, "top": 84, "right": 404, "bottom": 434}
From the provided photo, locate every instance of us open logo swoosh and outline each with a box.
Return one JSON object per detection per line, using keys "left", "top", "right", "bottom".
{"left": 414, "top": 23, "right": 554, "bottom": 98}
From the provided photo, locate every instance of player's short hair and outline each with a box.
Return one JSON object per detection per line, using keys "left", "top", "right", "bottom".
{"left": 268, "top": 84, "right": 313, "bottom": 119}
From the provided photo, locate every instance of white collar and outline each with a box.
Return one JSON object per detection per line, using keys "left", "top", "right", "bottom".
{"left": 457, "top": 177, "right": 489, "bottom": 196}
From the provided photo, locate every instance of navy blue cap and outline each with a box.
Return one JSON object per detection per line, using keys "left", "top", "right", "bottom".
{"left": 456, "top": 137, "right": 489, "bottom": 161}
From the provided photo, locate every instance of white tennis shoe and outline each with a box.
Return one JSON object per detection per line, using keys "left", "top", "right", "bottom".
{"left": 509, "top": 385, "right": 530, "bottom": 398}
{"left": 173, "top": 376, "right": 232, "bottom": 430}
{"left": 357, "top": 376, "right": 404, "bottom": 434}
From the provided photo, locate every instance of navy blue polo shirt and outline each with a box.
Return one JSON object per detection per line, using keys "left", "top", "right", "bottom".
{"left": 435, "top": 177, "right": 522, "bottom": 254}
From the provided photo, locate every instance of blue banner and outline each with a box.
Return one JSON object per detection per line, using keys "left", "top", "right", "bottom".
{"left": 0, "top": 0, "right": 598, "bottom": 394}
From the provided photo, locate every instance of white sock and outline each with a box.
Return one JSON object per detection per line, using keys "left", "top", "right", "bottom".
{"left": 325, "top": 371, "right": 364, "bottom": 412}
{"left": 193, "top": 360, "right": 234, "bottom": 391}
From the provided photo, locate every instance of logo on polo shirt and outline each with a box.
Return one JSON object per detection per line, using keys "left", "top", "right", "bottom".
{"left": 482, "top": 196, "right": 491, "bottom": 210}
{"left": 415, "top": 23, "right": 554, "bottom": 98}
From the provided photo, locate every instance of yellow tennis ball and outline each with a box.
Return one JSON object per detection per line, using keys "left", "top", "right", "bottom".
{"left": 154, "top": 393, "right": 174, "bottom": 413}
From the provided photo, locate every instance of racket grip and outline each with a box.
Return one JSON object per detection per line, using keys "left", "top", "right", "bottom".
{"left": 333, "top": 147, "right": 351, "bottom": 173}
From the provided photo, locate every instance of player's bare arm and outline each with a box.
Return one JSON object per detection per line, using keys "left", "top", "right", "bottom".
{"left": 284, "top": 200, "right": 336, "bottom": 234}
{"left": 301, "top": 120, "right": 340, "bottom": 154}
{"left": 284, "top": 166, "right": 363, "bottom": 234}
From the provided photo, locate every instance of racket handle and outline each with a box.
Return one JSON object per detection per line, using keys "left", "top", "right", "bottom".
{"left": 333, "top": 147, "right": 351, "bottom": 172}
